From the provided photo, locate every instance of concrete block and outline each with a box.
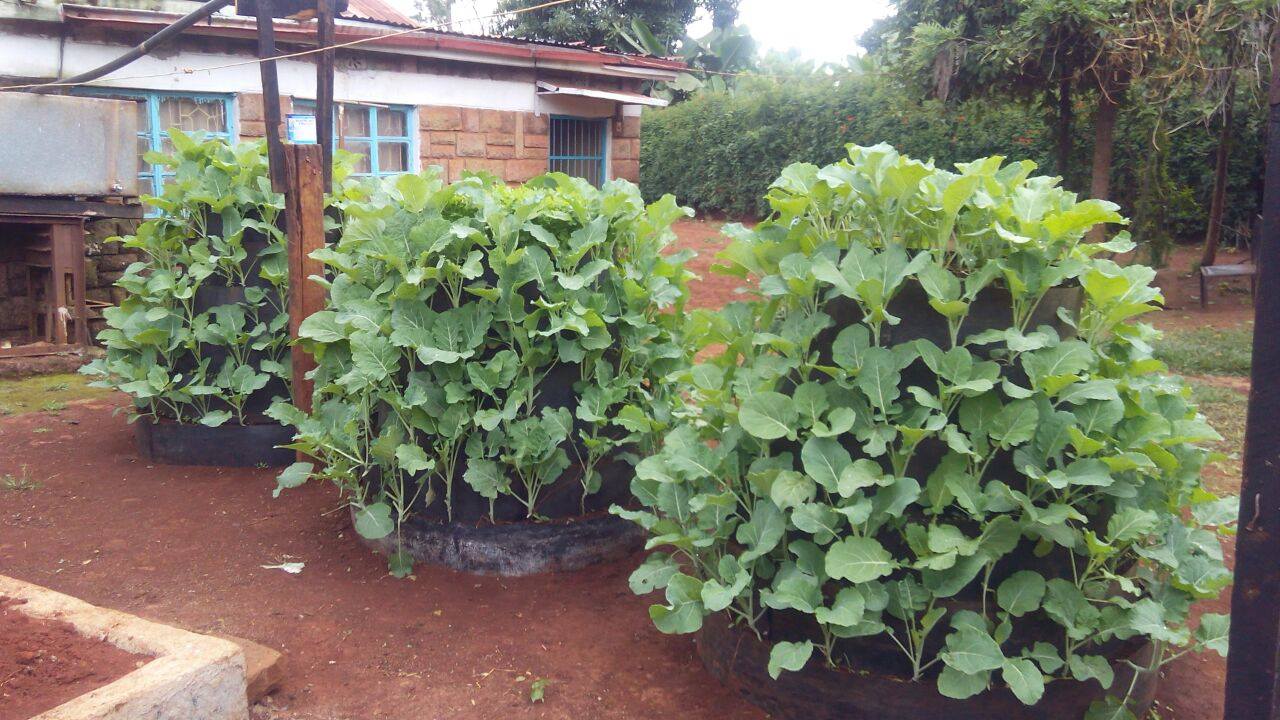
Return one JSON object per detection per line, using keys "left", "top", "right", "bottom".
{"left": 215, "top": 635, "right": 283, "bottom": 703}
{"left": 523, "top": 112, "right": 548, "bottom": 135}
{"left": 238, "top": 94, "right": 265, "bottom": 123}
{"left": 486, "top": 143, "right": 515, "bottom": 159}
{"left": 421, "top": 106, "right": 462, "bottom": 131}
{"left": 613, "top": 159, "right": 640, "bottom": 182}
{"left": 480, "top": 109, "right": 515, "bottom": 134}
{"left": 459, "top": 157, "right": 505, "bottom": 176}
{"left": 0, "top": 575, "right": 248, "bottom": 720}
{"left": 461, "top": 108, "right": 482, "bottom": 132}
{"left": 506, "top": 158, "right": 547, "bottom": 183}
{"left": 456, "top": 133, "right": 486, "bottom": 157}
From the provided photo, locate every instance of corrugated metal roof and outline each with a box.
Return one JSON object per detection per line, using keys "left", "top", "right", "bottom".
{"left": 341, "top": 0, "right": 414, "bottom": 27}
{"left": 60, "top": 3, "right": 688, "bottom": 76}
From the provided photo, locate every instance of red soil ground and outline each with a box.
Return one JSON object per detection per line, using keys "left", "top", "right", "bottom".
{"left": 0, "top": 399, "right": 761, "bottom": 720}
{"left": 0, "top": 597, "right": 148, "bottom": 720}
{"left": 0, "top": 225, "right": 1245, "bottom": 719}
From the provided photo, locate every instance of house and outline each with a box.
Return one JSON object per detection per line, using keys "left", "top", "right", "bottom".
{"left": 0, "top": 0, "right": 680, "bottom": 345}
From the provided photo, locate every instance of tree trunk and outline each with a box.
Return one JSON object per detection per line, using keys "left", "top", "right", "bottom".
{"left": 1087, "top": 88, "right": 1120, "bottom": 242}
{"left": 1055, "top": 78, "right": 1073, "bottom": 181}
{"left": 1201, "top": 74, "right": 1239, "bottom": 268}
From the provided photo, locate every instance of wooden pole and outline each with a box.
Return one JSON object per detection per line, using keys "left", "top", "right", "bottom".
{"left": 284, "top": 143, "right": 326, "bottom": 415}
{"left": 1224, "top": 30, "right": 1280, "bottom": 718}
{"left": 316, "top": 0, "right": 336, "bottom": 191}
{"left": 255, "top": 0, "right": 286, "bottom": 192}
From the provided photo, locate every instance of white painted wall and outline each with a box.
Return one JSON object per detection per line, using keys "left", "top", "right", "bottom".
{"left": 0, "top": 28, "right": 618, "bottom": 117}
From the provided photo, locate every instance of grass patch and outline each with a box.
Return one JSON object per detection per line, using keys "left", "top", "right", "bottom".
{"left": 1154, "top": 325, "right": 1253, "bottom": 376}
{"left": 0, "top": 373, "right": 111, "bottom": 416}
{"left": 1, "top": 467, "right": 40, "bottom": 493}
{"left": 1190, "top": 381, "right": 1247, "bottom": 493}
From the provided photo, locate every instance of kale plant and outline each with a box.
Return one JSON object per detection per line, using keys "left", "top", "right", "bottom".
{"left": 621, "top": 145, "right": 1232, "bottom": 715}
{"left": 82, "top": 132, "right": 291, "bottom": 427}
{"left": 273, "top": 170, "right": 693, "bottom": 577}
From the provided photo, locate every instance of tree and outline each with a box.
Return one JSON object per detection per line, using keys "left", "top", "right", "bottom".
{"left": 881, "top": 0, "right": 1241, "bottom": 236}
{"left": 493, "top": 0, "right": 702, "bottom": 53}
{"left": 412, "top": 0, "right": 453, "bottom": 24}
{"left": 1197, "top": 7, "right": 1274, "bottom": 266}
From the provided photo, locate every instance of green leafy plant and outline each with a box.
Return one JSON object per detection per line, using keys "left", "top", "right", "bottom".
{"left": 621, "top": 144, "right": 1233, "bottom": 715}
{"left": 273, "top": 169, "right": 693, "bottom": 576}
{"left": 81, "top": 132, "right": 292, "bottom": 427}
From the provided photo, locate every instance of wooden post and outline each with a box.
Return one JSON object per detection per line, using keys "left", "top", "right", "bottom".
{"left": 316, "top": 0, "right": 336, "bottom": 191}
{"left": 1224, "top": 31, "right": 1280, "bottom": 718}
{"left": 255, "top": 0, "right": 286, "bottom": 192}
{"left": 284, "top": 143, "right": 326, "bottom": 414}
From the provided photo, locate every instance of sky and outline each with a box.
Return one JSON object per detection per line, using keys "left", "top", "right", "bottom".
{"left": 390, "top": 0, "right": 894, "bottom": 62}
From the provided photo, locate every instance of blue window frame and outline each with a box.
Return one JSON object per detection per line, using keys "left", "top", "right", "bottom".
{"left": 295, "top": 101, "right": 416, "bottom": 178}
{"left": 548, "top": 116, "right": 608, "bottom": 187}
{"left": 72, "top": 89, "right": 236, "bottom": 199}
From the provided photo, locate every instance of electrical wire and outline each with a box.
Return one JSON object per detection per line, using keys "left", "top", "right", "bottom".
{"left": 0, "top": 0, "right": 590, "bottom": 92}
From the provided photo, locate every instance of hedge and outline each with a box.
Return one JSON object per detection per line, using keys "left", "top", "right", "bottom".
{"left": 640, "top": 73, "right": 1264, "bottom": 244}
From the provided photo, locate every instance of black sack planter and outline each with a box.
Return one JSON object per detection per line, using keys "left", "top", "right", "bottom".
{"left": 696, "top": 613, "right": 1158, "bottom": 720}
{"left": 355, "top": 509, "right": 645, "bottom": 576}
{"left": 133, "top": 418, "right": 295, "bottom": 467}
{"left": 351, "top": 363, "right": 646, "bottom": 575}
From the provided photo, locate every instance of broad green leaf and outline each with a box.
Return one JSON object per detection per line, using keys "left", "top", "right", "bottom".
{"left": 1195, "top": 613, "right": 1230, "bottom": 656}
{"left": 937, "top": 666, "right": 989, "bottom": 700}
{"left": 940, "top": 627, "right": 1005, "bottom": 674}
{"left": 274, "top": 461, "right": 313, "bottom": 498}
{"left": 629, "top": 553, "right": 679, "bottom": 595}
{"left": 737, "top": 499, "right": 786, "bottom": 561}
{"left": 814, "top": 587, "right": 866, "bottom": 627}
{"left": 353, "top": 502, "right": 395, "bottom": 540}
{"left": 1001, "top": 658, "right": 1045, "bottom": 705}
{"left": 996, "top": 571, "right": 1046, "bottom": 617}
{"left": 1068, "top": 654, "right": 1114, "bottom": 690}
{"left": 826, "top": 536, "right": 896, "bottom": 582}
{"left": 767, "top": 641, "right": 814, "bottom": 679}
{"left": 395, "top": 444, "right": 434, "bottom": 475}
{"left": 738, "top": 392, "right": 798, "bottom": 440}
{"left": 649, "top": 573, "right": 704, "bottom": 634}
{"left": 801, "top": 436, "right": 852, "bottom": 492}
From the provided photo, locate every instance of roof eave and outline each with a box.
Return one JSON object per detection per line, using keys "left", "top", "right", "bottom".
{"left": 55, "top": 4, "right": 686, "bottom": 81}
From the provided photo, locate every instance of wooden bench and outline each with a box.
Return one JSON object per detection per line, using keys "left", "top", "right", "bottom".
{"left": 1200, "top": 215, "right": 1260, "bottom": 308}
{"left": 1200, "top": 262, "right": 1257, "bottom": 308}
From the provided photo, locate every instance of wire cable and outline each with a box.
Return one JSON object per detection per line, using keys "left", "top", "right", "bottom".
{"left": 0, "top": 0, "right": 592, "bottom": 92}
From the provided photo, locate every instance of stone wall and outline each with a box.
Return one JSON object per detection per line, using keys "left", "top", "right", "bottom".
{"left": 235, "top": 94, "right": 642, "bottom": 184}
{"left": 0, "top": 240, "right": 33, "bottom": 342}
{"left": 417, "top": 105, "right": 641, "bottom": 184}
{"left": 84, "top": 218, "right": 142, "bottom": 339}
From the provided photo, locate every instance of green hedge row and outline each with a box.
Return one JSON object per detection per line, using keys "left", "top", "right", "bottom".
{"left": 640, "top": 74, "right": 1264, "bottom": 243}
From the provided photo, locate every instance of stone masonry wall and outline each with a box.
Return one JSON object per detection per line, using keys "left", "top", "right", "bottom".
{"left": 84, "top": 218, "right": 142, "bottom": 339}
{"left": 417, "top": 105, "right": 641, "bottom": 184}
{"left": 235, "top": 93, "right": 642, "bottom": 184}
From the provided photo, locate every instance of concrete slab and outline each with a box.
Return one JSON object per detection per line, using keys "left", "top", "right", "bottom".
{"left": 0, "top": 575, "right": 249, "bottom": 720}
{"left": 215, "top": 634, "right": 284, "bottom": 703}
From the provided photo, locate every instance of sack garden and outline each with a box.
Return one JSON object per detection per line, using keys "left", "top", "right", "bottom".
{"left": 83, "top": 134, "right": 1233, "bottom": 719}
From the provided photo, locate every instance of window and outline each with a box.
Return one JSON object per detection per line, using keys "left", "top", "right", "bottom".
{"left": 548, "top": 116, "right": 608, "bottom": 187}
{"left": 73, "top": 90, "right": 235, "bottom": 198}
{"left": 295, "top": 102, "right": 415, "bottom": 177}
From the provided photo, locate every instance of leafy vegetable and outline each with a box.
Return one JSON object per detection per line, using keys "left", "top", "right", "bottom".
{"left": 81, "top": 132, "right": 296, "bottom": 426}
{"left": 621, "top": 144, "right": 1233, "bottom": 712}
{"left": 276, "top": 169, "right": 693, "bottom": 576}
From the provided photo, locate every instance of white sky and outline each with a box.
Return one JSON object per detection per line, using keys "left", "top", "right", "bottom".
{"left": 387, "top": 0, "right": 894, "bottom": 62}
